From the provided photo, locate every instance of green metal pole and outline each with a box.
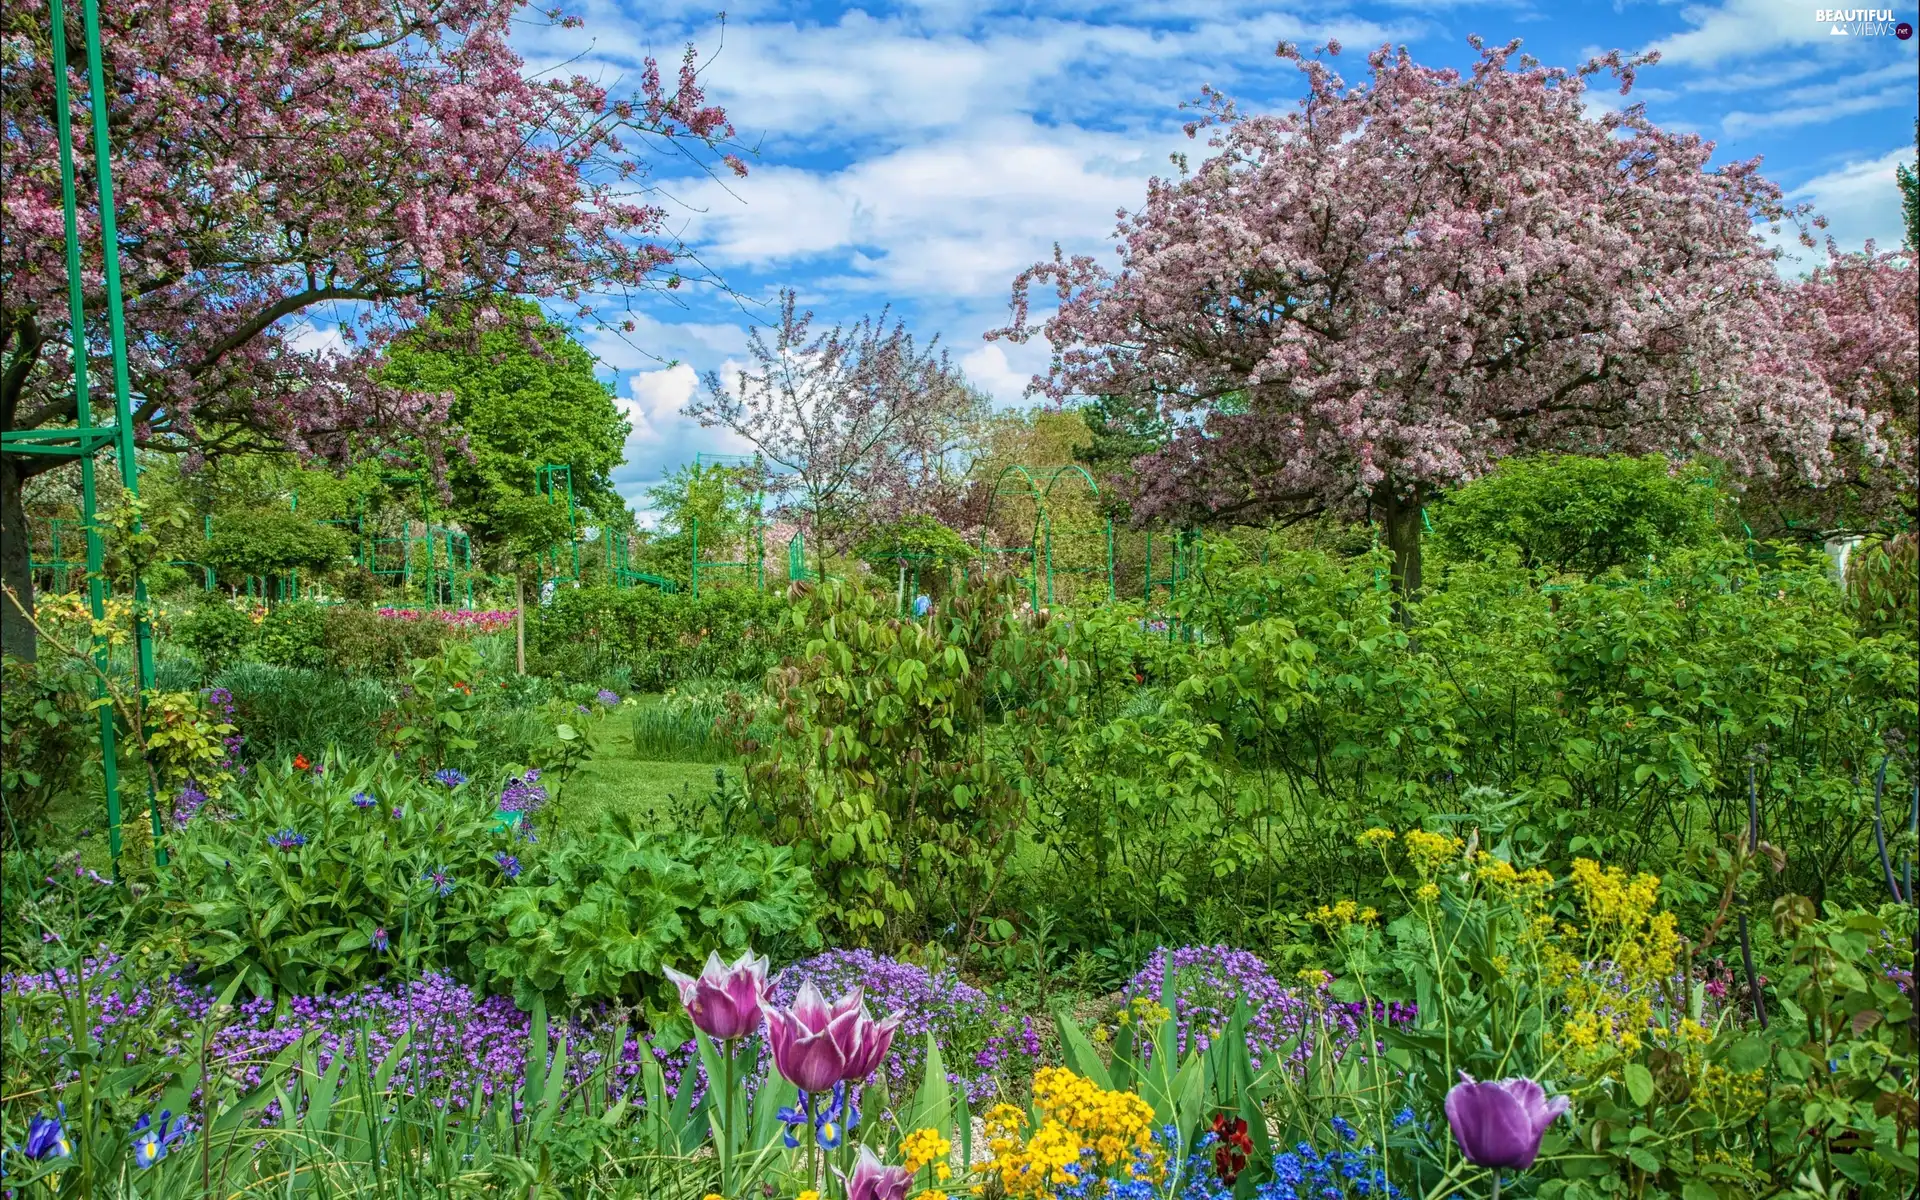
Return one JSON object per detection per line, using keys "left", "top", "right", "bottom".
{"left": 49, "top": 0, "right": 132, "bottom": 868}
{"left": 1043, "top": 514, "right": 1055, "bottom": 607}
{"left": 1105, "top": 519, "right": 1115, "bottom": 603}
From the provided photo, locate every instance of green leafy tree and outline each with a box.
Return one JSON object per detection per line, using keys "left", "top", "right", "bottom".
{"left": 1431, "top": 454, "right": 1719, "bottom": 577}
{"left": 200, "top": 508, "right": 352, "bottom": 583}
{"left": 382, "top": 299, "right": 631, "bottom": 565}
{"left": 641, "top": 461, "right": 760, "bottom": 585}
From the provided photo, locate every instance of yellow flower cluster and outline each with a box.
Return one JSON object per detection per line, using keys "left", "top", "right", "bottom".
{"left": 1115, "top": 995, "right": 1170, "bottom": 1030}
{"left": 1357, "top": 827, "right": 1397, "bottom": 848}
{"left": 1309, "top": 899, "right": 1379, "bottom": 930}
{"left": 983, "top": 1069, "right": 1162, "bottom": 1198}
{"left": 1568, "top": 859, "right": 1682, "bottom": 982}
{"left": 1545, "top": 859, "right": 1686, "bottom": 1071}
{"left": 1404, "top": 829, "right": 1465, "bottom": 876}
{"left": 1473, "top": 855, "right": 1554, "bottom": 899}
{"left": 902, "top": 1126, "right": 955, "bottom": 1180}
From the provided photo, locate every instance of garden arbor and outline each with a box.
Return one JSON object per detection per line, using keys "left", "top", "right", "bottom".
{"left": 979, "top": 464, "right": 1115, "bottom": 608}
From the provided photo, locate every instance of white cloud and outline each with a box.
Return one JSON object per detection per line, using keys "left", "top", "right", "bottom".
{"left": 611, "top": 362, "right": 759, "bottom": 508}
{"left": 681, "top": 118, "right": 1163, "bottom": 298}
{"left": 961, "top": 341, "right": 1049, "bottom": 406}
{"left": 1723, "top": 83, "right": 1917, "bottom": 134}
{"left": 1647, "top": 0, "right": 1841, "bottom": 66}
{"left": 1793, "top": 144, "right": 1916, "bottom": 251}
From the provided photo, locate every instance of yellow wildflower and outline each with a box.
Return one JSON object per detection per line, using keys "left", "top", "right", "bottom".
{"left": 1357, "top": 827, "right": 1397, "bottom": 848}
{"left": 1415, "top": 883, "right": 1440, "bottom": 904}
{"left": 902, "top": 1127, "right": 954, "bottom": 1176}
{"left": 1404, "top": 829, "right": 1465, "bottom": 876}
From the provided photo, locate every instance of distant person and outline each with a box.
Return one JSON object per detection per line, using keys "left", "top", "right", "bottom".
{"left": 912, "top": 593, "right": 931, "bottom": 617}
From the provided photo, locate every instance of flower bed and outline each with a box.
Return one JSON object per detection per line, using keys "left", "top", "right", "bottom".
{"left": 377, "top": 608, "right": 517, "bottom": 633}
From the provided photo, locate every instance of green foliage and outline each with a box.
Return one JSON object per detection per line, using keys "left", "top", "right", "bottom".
{"left": 1432, "top": 454, "right": 1719, "bottom": 577}
{"left": 380, "top": 641, "right": 488, "bottom": 774}
{"left": 251, "top": 600, "right": 330, "bottom": 669}
{"left": 213, "top": 661, "right": 391, "bottom": 763}
{"left": 171, "top": 599, "right": 255, "bottom": 670}
{"left": 642, "top": 461, "right": 763, "bottom": 585}
{"left": 141, "top": 688, "right": 237, "bottom": 797}
{"left": 477, "top": 810, "right": 820, "bottom": 1011}
{"left": 154, "top": 750, "right": 520, "bottom": 995}
{"left": 0, "top": 657, "right": 95, "bottom": 847}
{"left": 1844, "top": 531, "right": 1918, "bottom": 636}
{"left": 855, "top": 514, "right": 975, "bottom": 569}
{"left": 319, "top": 603, "right": 449, "bottom": 675}
{"left": 201, "top": 507, "right": 352, "bottom": 581}
{"left": 528, "top": 584, "right": 795, "bottom": 689}
{"left": 382, "top": 299, "right": 631, "bottom": 564}
{"left": 746, "top": 573, "right": 1081, "bottom": 942}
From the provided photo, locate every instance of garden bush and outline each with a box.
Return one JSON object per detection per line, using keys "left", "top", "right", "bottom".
{"left": 477, "top": 811, "right": 822, "bottom": 1013}
{"left": 153, "top": 749, "right": 527, "bottom": 996}
{"left": 169, "top": 599, "right": 256, "bottom": 671}
{"left": 320, "top": 603, "right": 448, "bottom": 674}
{"left": 250, "top": 600, "right": 330, "bottom": 669}
{"left": 1430, "top": 453, "right": 1720, "bottom": 577}
{"left": 0, "top": 657, "right": 95, "bottom": 847}
{"left": 527, "top": 584, "right": 796, "bottom": 688}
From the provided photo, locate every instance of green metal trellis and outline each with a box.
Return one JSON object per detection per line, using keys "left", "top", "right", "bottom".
{"left": 978, "top": 464, "right": 1116, "bottom": 609}
{"left": 688, "top": 453, "right": 767, "bottom": 598}
{"left": 0, "top": 0, "right": 161, "bottom": 868}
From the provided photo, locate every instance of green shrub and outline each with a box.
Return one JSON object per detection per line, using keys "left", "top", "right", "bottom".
{"left": 154, "top": 749, "right": 523, "bottom": 995}
{"left": 252, "top": 600, "right": 329, "bottom": 669}
{"left": 1432, "top": 453, "right": 1720, "bottom": 576}
{"left": 476, "top": 810, "right": 821, "bottom": 1011}
{"left": 527, "top": 585, "right": 795, "bottom": 688}
{"left": 0, "top": 657, "right": 95, "bottom": 847}
{"left": 321, "top": 604, "right": 447, "bottom": 675}
{"left": 214, "top": 662, "right": 391, "bottom": 763}
{"left": 170, "top": 600, "right": 256, "bottom": 670}
{"left": 200, "top": 507, "right": 351, "bottom": 582}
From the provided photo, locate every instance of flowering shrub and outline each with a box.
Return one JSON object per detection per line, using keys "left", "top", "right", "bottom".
{"left": 769, "top": 949, "right": 1041, "bottom": 1104}
{"left": 378, "top": 607, "right": 518, "bottom": 634}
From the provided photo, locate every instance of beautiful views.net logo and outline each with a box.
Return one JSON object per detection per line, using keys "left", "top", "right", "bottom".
{"left": 1813, "top": 7, "right": 1913, "bottom": 36}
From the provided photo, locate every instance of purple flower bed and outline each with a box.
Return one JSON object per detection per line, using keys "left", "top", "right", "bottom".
{"left": 2, "top": 959, "right": 700, "bottom": 1118}
{"left": 1126, "top": 946, "right": 1415, "bottom": 1071}
{"left": 770, "top": 949, "right": 1041, "bottom": 1105}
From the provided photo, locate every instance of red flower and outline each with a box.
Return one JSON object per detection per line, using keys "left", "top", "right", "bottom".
{"left": 293, "top": 754, "right": 312, "bottom": 770}
{"left": 1211, "top": 1113, "right": 1252, "bottom": 1184}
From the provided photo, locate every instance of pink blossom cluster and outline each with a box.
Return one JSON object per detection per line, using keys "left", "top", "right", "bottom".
{"left": 376, "top": 607, "right": 516, "bottom": 633}
{"left": 990, "top": 37, "right": 1869, "bottom": 528}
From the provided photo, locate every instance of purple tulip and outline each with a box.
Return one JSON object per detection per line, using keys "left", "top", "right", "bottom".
{"left": 764, "top": 981, "right": 865, "bottom": 1093}
{"left": 1444, "top": 1074, "right": 1570, "bottom": 1171}
{"left": 664, "top": 950, "right": 770, "bottom": 1043}
{"left": 840, "top": 1144, "right": 911, "bottom": 1200}
{"left": 842, "top": 1001, "right": 904, "bottom": 1084}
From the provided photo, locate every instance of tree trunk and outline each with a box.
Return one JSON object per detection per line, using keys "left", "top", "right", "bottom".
{"left": 1379, "top": 483, "right": 1425, "bottom": 624}
{"left": 514, "top": 570, "right": 527, "bottom": 676}
{"left": 1, "top": 456, "right": 37, "bottom": 662}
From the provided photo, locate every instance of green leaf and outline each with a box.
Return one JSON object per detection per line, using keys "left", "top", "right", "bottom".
{"left": 1623, "top": 1062, "right": 1654, "bottom": 1106}
{"left": 1054, "top": 1011, "right": 1113, "bottom": 1091}
{"left": 903, "top": 1034, "right": 952, "bottom": 1140}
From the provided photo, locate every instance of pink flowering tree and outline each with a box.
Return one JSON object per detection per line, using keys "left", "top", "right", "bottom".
{"left": 686, "top": 289, "right": 986, "bottom": 575}
{"left": 1776, "top": 244, "right": 1918, "bottom": 530}
{"left": 990, "top": 38, "right": 1861, "bottom": 604}
{"left": 0, "top": 0, "right": 744, "bottom": 659}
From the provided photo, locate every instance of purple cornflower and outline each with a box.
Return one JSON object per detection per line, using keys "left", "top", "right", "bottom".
{"left": 267, "top": 830, "right": 307, "bottom": 851}
{"left": 596, "top": 689, "right": 620, "bottom": 706}
{"left": 494, "top": 853, "right": 521, "bottom": 880}
{"left": 352, "top": 792, "right": 377, "bottom": 809}
{"left": 498, "top": 774, "right": 549, "bottom": 816}
{"left": 371, "top": 927, "right": 390, "bottom": 953}
{"left": 391, "top": 806, "right": 405, "bottom": 821}
{"left": 433, "top": 768, "right": 468, "bottom": 788}
{"left": 425, "top": 869, "right": 454, "bottom": 897}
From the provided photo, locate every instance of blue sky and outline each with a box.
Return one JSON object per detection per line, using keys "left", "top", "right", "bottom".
{"left": 509, "top": 0, "right": 1919, "bottom": 515}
